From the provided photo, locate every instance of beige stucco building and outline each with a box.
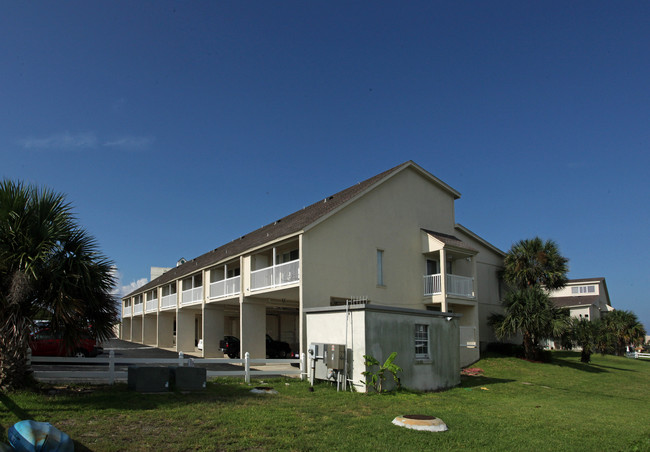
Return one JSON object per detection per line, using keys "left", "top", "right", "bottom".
{"left": 120, "top": 161, "right": 506, "bottom": 384}
{"left": 547, "top": 277, "right": 614, "bottom": 320}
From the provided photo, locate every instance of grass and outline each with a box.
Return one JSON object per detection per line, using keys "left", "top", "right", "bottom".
{"left": 1, "top": 351, "right": 649, "bottom": 451}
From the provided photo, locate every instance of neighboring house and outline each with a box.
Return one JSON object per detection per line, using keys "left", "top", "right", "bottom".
{"left": 120, "top": 161, "right": 505, "bottom": 389}
{"left": 547, "top": 277, "right": 614, "bottom": 321}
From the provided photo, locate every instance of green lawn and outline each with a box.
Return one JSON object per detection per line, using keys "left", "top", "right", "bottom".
{"left": 1, "top": 351, "right": 649, "bottom": 451}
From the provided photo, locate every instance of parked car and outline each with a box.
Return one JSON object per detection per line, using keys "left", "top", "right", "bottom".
{"left": 29, "top": 328, "right": 102, "bottom": 357}
{"left": 219, "top": 335, "right": 292, "bottom": 359}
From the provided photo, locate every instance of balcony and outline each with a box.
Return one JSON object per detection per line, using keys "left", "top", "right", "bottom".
{"left": 423, "top": 274, "right": 474, "bottom": 298}
{"left": 123, "top": 306, "right": 132, "bottom": 317}
{"left": 146, "top": 299, "right": 157, "bottom": 312}
{"left": 210, "top": 275, "right": 241, "bottom": 299}
{"left": 161, "top": 293, "right": 177, "bottom": 309}
{"left": 251, "top": 259, "right": 300, "bottom": 291}
{"left": 182, "top": 286, "right": 203, "bottom": 305}
{"left": 133, "top": 303, "right": 143, "bottom": 315}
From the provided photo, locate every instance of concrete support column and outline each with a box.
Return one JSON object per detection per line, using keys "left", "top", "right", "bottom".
{"left": 132, "top": 316, "right": 143, "bottom": 343}
{"left": 203, "top": 305, "right": 225, "bottom": 357}
{"left": 440, "top": 249, "right": 448, "bottom": 313}
{"left": 176, "top": 308, "right": 196, "bottom": 353}
{"left": 143, "top": 314, "right": 157, "bottom": 345}
{"left": 157, "top": 311, "right": 175, "bottom": 348}
{"left": 240, "top": 298, "right": 267, "bottom": 358}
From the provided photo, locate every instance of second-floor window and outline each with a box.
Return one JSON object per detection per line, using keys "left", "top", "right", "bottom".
{"left": 571, "top": 285, "right": 595, "bottom": 294}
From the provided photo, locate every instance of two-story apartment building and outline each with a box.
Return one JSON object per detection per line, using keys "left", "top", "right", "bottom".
{"left": 121, "top": 161, "right": 505, "bottom": 368}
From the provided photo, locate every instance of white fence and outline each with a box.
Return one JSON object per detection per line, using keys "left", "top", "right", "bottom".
{"left": 133, "top": 303, "right": 143, "bottom": 315}
{"left": 29, "top": 351, "right": 306, "bottom": 385}
{"left": 626, "top": 351, "right": 650, "bottom": 360}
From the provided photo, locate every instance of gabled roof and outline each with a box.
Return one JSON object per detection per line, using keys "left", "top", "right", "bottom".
{"left": 125, "top": 160, "right": 460, "bottom": 298}
{"left": 422, "top": 229, "right": 478, "bottom": 253}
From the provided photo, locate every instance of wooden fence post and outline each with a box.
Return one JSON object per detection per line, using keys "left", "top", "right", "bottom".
{"left": 179, "top": 351, "right": 184, "bottom": 367}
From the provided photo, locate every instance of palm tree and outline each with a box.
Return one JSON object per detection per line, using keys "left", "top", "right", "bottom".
{"left": 600, "top": 310, "right": 646, "bottom": 356}
{"left": 503, "top": 237, "right": 568, "bottom": 290}
{"left": 490, "top": 237, "right": 569, "bottom": 360}
{"left": 0, "top": 180, "right": 117, "bottom": 390}
{"left": 567, "top": 317, "right": 600, "bottom": 363}
{"left": 490, "top": 286, "right": 569, "bottom": 360}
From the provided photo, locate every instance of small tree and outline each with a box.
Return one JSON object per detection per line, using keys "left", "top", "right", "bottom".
{"left": 361, "top": 352, "right": 402, "bottom": 393}
{"left": 599, "top": 310, "right": 646, "bottom": 356}
{"left": 567, "top": 318, "right": 600, "bottom": 363}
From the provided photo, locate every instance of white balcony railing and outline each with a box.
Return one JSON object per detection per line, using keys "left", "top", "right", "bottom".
{"left": 460, "top": 326, "right": 477, "bottom": 347}
{"left": 123, "top": 306, "right": 132, "bottom": 317}
{"left": 133, "top": 303, "right": 143, "bottom": 315}
{"left": 447, "top": 274, "right": 474, "bottom": 297}
{"left": 423, "top": 274, "right": 474, "bottom": 297}
{"left": 209, "top": 275, "right": 241, "bottom": 299}
{"left": 250, "top": 259, "right": 300, "bottom": 291}
{"left": 182, "top": 286, "right": 203, "bottom": 305}
{"left": 161, "top": 293, "right": 177, "bottom": 309}
{"left": 146, "top": 299, "right": 157, "bottom": 312}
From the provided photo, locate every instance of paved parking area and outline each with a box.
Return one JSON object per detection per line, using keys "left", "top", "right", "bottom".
{"left": 32, "top": 338, "right": 302, "bottom": 382}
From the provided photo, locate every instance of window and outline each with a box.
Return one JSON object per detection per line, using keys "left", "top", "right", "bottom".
{"left": 571, "top": 285, "right": 596, "bottom": 294}
{"left": 415, "top": 324, "right": 429, "bottom": 359}
{"left": 377, "top": 249, "right": 384, "bottom": 286}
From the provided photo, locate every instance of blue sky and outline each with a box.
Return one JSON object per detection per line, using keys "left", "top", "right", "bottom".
{"left": 2, "top": 2, "right": 649, "bottom": 330}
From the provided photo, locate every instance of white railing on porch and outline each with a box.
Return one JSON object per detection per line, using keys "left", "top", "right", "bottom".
{"left": 145, "top": 299, "right": 157, "bottom": 312}
{"left": 161, "top": 293, "right": 177, "bottom": 309}
{"left": 182, "top": 286, "right": 203, "bottom": 305}
{"left": 133, "top": 303, "right": 143, "bottom": 315}
{"left": 460, "top": 326, "right": 477, "bottom": 347}
{"left": 250, "top": 259, "right": 300, "bottom": 291}
{"left": 423, "top": 274, "right": 474, "bottom": 297}
{"left": 209, "top": 275, "right": 241, "bottom": 299}
{"left": 123, "top": 306, "right": 132, "bottom": 317}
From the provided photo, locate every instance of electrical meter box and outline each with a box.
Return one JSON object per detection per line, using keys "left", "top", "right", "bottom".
{"left": 326, "top": 344, "right": 345, "bottom": 370}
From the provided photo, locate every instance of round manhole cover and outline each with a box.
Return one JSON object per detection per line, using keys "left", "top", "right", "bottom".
{"left": 392, "top": 415, "right": 448, "bottom": 432}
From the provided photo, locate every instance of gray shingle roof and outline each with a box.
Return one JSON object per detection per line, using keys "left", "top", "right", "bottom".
{"left": 550, "top": 295, "right": 601, "bottom": 308}
{"left": 125, "top": 161, "right": 413, "bottom": 298}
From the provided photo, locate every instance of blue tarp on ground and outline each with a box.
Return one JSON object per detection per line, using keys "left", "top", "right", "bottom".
{"left": 8, "top": 421, "right": 73, "bottom": 452}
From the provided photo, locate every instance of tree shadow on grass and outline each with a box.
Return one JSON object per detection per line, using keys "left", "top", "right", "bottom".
{"left": 549, "top": 357, "right": 608, "bottom": 373}
{"left": 0, "top": 392, "right": 32, "bottom": 420}
{"left": 459, "top": 376, "right": 516, "bottom": 388}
